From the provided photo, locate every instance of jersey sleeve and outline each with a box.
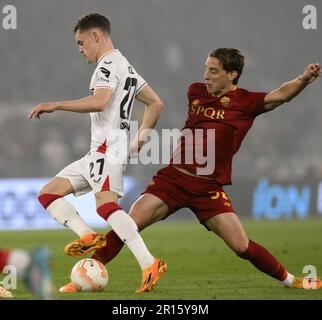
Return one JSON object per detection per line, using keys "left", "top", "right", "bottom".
{"left": 245, "top": 91, "right": 270, "bottom": 116}
{"left": 94, "top": 59, "right": 120, "bottom": 92}
{"left": 135, "top": 72, "right": 148, "bottom": 95}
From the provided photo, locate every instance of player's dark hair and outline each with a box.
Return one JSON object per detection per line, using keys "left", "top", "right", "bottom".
{"left": 73, "top": 13, "right": 111, "bottom": 35}
{"left": 209, "top": 48, "right": 245, "bottom": 84}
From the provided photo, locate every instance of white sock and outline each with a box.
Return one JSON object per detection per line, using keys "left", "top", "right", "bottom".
{"left": 47, "top": 198, "right": 94, "bottom": 237}
{"left": 282, "top": 272, "right": 294, "bottom": 287}
{"left": 107, "top": 210, "right": 155, "bottom": 269}
{"left": 7, "top": 250, "right": 31, "bottom": 277}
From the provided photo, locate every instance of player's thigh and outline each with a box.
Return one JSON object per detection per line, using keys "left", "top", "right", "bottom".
{"left": 203, "top": 212, "right": 249, "bottom": 254}
{"left": 129, "top": 193, "right": 169, "bottom": 231}
{"left": 39, "top": 177, "right": 74, "bottom": 196}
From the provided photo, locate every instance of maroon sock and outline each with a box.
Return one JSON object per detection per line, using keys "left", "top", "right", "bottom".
{"left": 239, "top": 239, "right": 287, "bottom": 281}
{"left": 91, "top": 230, "right": 125, "bottom": 265}
{"left": 0, "top": 250, "right": 10, "bottom": 272}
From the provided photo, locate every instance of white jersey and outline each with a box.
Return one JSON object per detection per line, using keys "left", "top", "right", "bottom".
{"left": 57, "top": 50, "right": 146, "bottom": 197}
{"left": 89, "top": 49, "right": 147, "bottom": 156}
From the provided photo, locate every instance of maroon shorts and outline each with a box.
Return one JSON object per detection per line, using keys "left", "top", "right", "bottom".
{"left": 144, "top": 165, "right": 235, "bottom": 223}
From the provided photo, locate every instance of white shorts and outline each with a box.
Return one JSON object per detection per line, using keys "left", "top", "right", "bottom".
{"left": 57, "top": 151, "right": 124, "bottom": 197}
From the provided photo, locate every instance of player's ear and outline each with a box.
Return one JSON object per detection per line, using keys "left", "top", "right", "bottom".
{"left": 228, "top": 70, "right": 238, "bottom": 82}
{"left": 92, "top": 30, "right": 100, "bottom": 43}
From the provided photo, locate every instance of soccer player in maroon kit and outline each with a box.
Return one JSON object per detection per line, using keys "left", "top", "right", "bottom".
{"left": 91, "top": 48, "right": 321, "bottom": 290}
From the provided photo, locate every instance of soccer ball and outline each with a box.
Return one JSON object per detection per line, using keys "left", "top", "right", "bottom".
{"left": 70, "top": 258, "right": 108, "bottom": 292}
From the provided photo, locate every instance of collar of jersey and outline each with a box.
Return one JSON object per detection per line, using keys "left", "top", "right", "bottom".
{"left": 210, "top": 84, "right": 237, "bottom": 99}
{"left": 97, "top": 49, "right": 119, "bottom": 63}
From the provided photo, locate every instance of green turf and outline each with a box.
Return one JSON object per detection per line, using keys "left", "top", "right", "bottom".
{"left": 1, "top": 218, "right": 322, "bottom": 300}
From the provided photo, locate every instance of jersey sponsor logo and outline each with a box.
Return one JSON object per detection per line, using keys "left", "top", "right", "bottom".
{"left": 189, "top": 102, "right": 225, "bottom": 120}
{"left": 98, "top": 76, "right": 110, "bottom": 84}
{"left": 99, "top": 67, "right": 111, "bottom": 79}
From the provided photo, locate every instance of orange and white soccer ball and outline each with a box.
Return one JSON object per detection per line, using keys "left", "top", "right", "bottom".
{"left": 70, "top": 258, "right": 108, "bottom": 292}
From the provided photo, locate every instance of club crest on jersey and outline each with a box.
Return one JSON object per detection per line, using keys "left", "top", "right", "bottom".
{"left": 220, "top": 96, "right": 230, "bottom": 106}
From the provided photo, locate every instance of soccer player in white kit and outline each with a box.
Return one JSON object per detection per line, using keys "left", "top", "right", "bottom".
{"left": 28, "top": 13, "right": 167, "bottom": 293}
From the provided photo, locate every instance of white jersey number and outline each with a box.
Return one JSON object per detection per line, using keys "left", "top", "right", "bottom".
{"left": 120, "top": 77, "right": 137, "bottom": 130}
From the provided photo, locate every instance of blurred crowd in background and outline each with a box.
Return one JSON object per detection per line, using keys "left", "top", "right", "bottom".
{"left": 0, "top": 0, "right": 321, "bottom": 184}
{"left": 1, "top": 100, "right": 322, "bottom": 183}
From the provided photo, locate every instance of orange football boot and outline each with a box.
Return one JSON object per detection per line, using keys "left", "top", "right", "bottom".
{"left": 59, "top": 282, "right": 80, "bottom": 293}
{"left": 136, "top": 258, "right": 168, "bottom": 293}
{"left": 0, "top": 286, "right": 13, "bottom": 299}
{"left": 291, "top": 276, "right": 322, "bottom": 289}
{"left": 64, "top": 233, "right": 106, "bottom": 257}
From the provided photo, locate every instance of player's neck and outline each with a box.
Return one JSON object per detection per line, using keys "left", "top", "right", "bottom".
{"left": 212, "top": 84, "right": 237, "bottom": 97}
{"left": 96, "top": 40, "right": 115, "bottom": 63}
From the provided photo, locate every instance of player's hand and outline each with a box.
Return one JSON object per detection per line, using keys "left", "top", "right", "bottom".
{"left": 28, "top": 102, "right": 58, "bottom": 119}
{"left": 129, "top": 141, "right": 139, "bottom": 159}
{"left": 129, "top": 139, "right": 144, "bottom": 159}
{"left": 302, "top": 63, "right": 321, "bottom": 83}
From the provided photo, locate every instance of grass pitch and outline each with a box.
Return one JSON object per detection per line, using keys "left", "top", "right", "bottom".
{"left": 1, "top": 218, "right": 322, "bottom": 300}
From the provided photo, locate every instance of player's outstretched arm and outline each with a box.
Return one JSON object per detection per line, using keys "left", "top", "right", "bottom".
{"left": 28, "top": 88, "right": 113, "bottom": 119}
{"left": 264, "top": 63, "right": 320, "bottom": 110}
{"left": 130, "top": 85, "right": 164, "bottom": 156}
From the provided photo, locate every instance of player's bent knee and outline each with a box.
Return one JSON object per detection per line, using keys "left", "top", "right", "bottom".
{"left": 129, "top": 201, "right": 157, "bottom": 231}
{"left": 39, "top": 177, "right": 74, "bottom": 198}
{"left": 38, "top": 193, "right": 62, "bottom": 210}
{"left": 233, "top": 240, "right": 249, "bottom": 256}
{"left": 130, "top": 212, "right": 148, "bottom": 231}
{"left": 130, "top": 201, "right": 145, "bottom": 216}
{"left": 38, "top": 184, "right": 50, "bottom": 197}
{"left": 95, "top": 191, "right": 119, "bottom": 208}
{"left": 38, "top": 180, "right": 65, "bottom": 210}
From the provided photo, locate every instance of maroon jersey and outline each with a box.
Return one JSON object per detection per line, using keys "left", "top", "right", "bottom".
{"left": 170, "top": 82, "right": 270, "bottom": 185}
